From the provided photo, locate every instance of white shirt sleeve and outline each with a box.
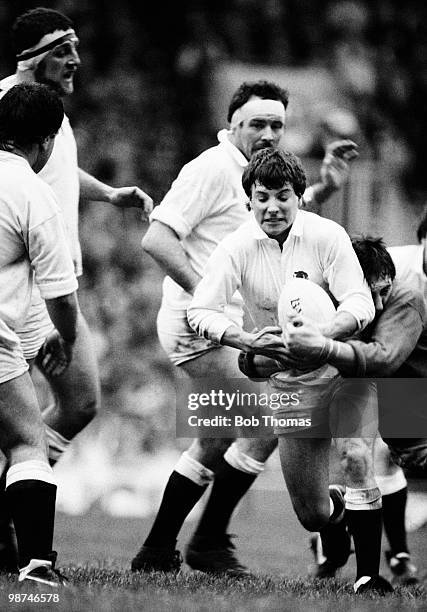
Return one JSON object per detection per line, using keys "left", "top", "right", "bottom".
{"left": 150, "top": 157, "right": 227, "bottom": 239}
{"left": 322, "top": 226, "right": 375, "bottom": 329}
{"left": 188, "top": 244, "right": 242, "bottom": 342}
{"left": 27, "top": 187, "right": 77, "bottom": 300}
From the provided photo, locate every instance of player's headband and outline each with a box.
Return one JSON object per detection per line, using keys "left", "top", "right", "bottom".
{"left": 230, "top": 99, "right": 285, "bottom": 129}
{"left": 16, "top": 29, "right": 77, "bottom": 72}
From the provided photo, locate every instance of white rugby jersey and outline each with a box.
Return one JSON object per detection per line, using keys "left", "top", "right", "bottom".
{"left": 0, "top": 151, "right": 77, "bottom": 344}
{"left": 388, "top": 244, "right": 427, "bottom": 301}
{"left": 150, "top": 129, "right": 249, "bottom": 311}
{"left": 0, "top": 74, "right": 81, "bottom": 275}
{"left": 188, "top": 210, "right": 374, "bottom": 343}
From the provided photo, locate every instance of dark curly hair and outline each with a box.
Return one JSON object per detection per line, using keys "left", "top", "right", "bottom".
{"left": 0, "top": 83, "right": 64, "bottom": 147}
{"left": 12, "top": 8, "right": 73, "bottom": 55}
{"left": 351, "top": 236, "right": 396, "bottom": 283}
{"left": 242, "top": 148, "right": 306, "bottom": 198}
{"left": 227, "top": 80, "right": 289, "bottom": 123}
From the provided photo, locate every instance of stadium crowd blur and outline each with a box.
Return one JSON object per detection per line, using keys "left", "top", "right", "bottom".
{"left": 0, "top": 1, "right": 426, "bottom": 511}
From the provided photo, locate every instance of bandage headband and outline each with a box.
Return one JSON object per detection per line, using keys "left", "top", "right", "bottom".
{"left": 230, "top": 98, "right": 285, "bottom": 129}
{"left": 16, "top": 29, "right": 77, "bottom": 72}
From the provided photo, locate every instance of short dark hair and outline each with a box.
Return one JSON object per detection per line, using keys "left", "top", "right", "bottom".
{"left": 227, "top": 80, "right": 289, "bottom": 123}
{"left": 12, "top": 8, "right": 73, "bottom": 55}
{"left": 0, "top": 84, "right": 64, "bottom": 148}
{"left": 416, "top": 210, "right": 427, "bottom": 242}
{"left": 242, "top": 148, "right": 306, "bottom": 198}
{"left": 351, "top": 236, "right": 396, "bottom": 283}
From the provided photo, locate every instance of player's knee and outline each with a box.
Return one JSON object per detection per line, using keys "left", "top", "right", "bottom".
{"left": 294, "top": 500, "right": 329, "bottom": 532}
{"left": 190, "top": 438, "right": 232, "bottom": 469}
{"left": 340, "top": 443, "right": 372, "bottom": 482}
{"left": 198, "top": 438, "right": 231, "bottom": 455}
{"left": 236, "top": 437, "right": 277, "bottom": 462}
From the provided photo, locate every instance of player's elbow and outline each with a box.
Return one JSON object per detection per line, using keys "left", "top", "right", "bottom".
{"left": 141, "top": 229, "right": 158, "bottom": 256}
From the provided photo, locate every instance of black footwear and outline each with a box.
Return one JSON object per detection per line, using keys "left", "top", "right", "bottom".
{"left": 385, "top": 551, "right": 419, "bottom": 586}
{"left": 329, "top": 484, "right": 346, "bottom": 525}
{"left": 131, "top": 545, "right": 182, "bottom": 573}
{"left": 309, "top": 531, "right": 352, "bottom": 579}
{"left": 354, "top": 575, "right": 394, "bottom": 594}
{"left": 185, "top": 534, "right": 250, "bottom": 576}
{"left": 18, "top": 552, "right": 67, "bottom": 587}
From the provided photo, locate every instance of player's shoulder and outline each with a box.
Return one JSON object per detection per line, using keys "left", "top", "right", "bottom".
{"left": 391, "top": 279, "right": 426, "bottom": 313}
{"left": 182, "top": 142, "right": 233, "bottom": 176}
{"left": 299, "top": 210, "right": 347, "bottom": 240}
{"left": 388, "top": 244, "right": 420, "bottom": 265}
{"left": 218, "top": 218, "right": 257, "bottom": 254}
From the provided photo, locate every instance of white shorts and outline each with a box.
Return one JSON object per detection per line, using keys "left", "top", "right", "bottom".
{"left": 0, "top": 319, "right": 29, "bottom": 384}
{"left": 15, "top": 286, "right": 54, "bottom": 361}
{"left": 157, "top": 302, "right": 243, "bottom": 366}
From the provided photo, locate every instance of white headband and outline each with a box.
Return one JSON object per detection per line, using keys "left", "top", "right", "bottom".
{"left": 230, "top": 98, "right": 285, "bottom": 129}
{"left": 17, "top": 29, "right": 77, "bottom": 73}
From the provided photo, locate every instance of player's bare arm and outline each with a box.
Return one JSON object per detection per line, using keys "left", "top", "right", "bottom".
{"left": 43, "top": 292, "right": 79, "bottom": 375}
{"left": 220, "top": 324, "right": 290, "bottom": 361}
{"left": 142, "top": 220, "right": 201, "bottom": 295}
{"left": 302, "top": 139, "right": 358, "bottom": 212}
{"left": 78, "top": 168, "right": 153, "bottom": 219}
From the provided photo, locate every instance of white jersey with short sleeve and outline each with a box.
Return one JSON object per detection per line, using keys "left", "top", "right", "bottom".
{"left": 188, "top": 210, "right": 375, "bottom": 343}
{"left": 0, "top": 74, "right": 81, "bottom": 359}
{"left": 0, "top": 74, "right": 81, "bottom": 274}
{"left": 388, "top": 245, "right": 427, "bottom": 301}
{"left": 150, "top": 129, "right": 249, "bottom": 313}
{"left": 0, "top": 151, "right": 77, "bottom": 382}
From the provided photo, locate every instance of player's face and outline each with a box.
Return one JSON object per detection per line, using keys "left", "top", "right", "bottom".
{"left": 369, "top": 276, "right": 392, "bottom": 313}
{"left": 35, "top": 38, "right": 80, "bottom": 96}
{"left": 233, "top": 104, "right": 285, "bottom": 160}
{"left": 250, "top": 181, "right": 299, "bottom": 241}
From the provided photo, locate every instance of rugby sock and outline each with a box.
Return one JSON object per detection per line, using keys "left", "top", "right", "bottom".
{"left": 382, "top": 486, "right": 409, "bottom": 556}
{"left": 193, "top": 446, "right": 265, "bottom": 540}
{"left": 45, "top": 424, "right": 71, "bottom": 466}
{"left": 5, "top": 461, "right": 56, "bottom": 568}
{"left": 319, "top": 485, "right": 351, "bottom": 567}
{"left": 345, "top": 486, "right": 382, "bottom": 579}
{"left": 144, "top": 452, "right": 214, "bottom": 549}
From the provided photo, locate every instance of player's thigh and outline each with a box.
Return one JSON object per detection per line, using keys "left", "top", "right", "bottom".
{"left": 180, "top": 345, "right": 242, "bottom": 379}
{"left": 37, "top": 312, "right": 100, "bottom": 409}
{"left": 0, "top": 372, "right": 46, "bottom": 458}
{"left": 278, "top": 436, "right": 331, "bottom": 520}
{"left": 330, "top": 379, "right": 378, "bottom": 439}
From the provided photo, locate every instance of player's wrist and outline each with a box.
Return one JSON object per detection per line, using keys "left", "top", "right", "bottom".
{"left": 238, "top": 350, "right": 258, "bottom": 378}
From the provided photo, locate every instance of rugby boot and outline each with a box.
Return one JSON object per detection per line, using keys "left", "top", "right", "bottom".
{"left": 18, "top": 552, "right": 67, "bottom": 587}
{"left": 131, "top": 544, "right": 182, "bottom": 573}
{"left": 385, "top": 551, "right": 419, "bottom": 586}
{"left": 185, "top": 533, "right": 251, "bottom": 576}
{"left": 354, "top": 574, "right": 394, "bottom": 594}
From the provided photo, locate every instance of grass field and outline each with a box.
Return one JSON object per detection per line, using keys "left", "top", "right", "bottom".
{"left": 0, "top": 487, "right": 425, "bottom": 612}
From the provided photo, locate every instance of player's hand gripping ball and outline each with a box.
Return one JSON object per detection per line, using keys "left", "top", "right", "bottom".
{"left": 277, "top": 278, "right": 336, "bottom": 371}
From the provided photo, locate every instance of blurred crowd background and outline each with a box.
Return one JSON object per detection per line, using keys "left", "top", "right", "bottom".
{"left": 1, "top": 0, "right": 427, "bottom": 516}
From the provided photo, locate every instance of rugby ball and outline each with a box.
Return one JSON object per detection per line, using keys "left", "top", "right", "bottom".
{"left": 277, "top": 278, "right": 336, "bottom": 339}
